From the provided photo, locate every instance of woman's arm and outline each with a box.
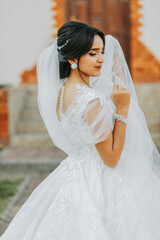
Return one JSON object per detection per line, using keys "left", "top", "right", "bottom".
{"left": 95, "top": 84, "right": 130, "bottom": 168}
{"left": 95, "top": 106, "right": 129, "bottom": 168}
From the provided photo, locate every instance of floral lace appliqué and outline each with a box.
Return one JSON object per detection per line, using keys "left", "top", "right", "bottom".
{"left": 70, "top": 85, "right": 106, "bottom": 131}
{"left": 33, "top": 158, "right": 81, "bottom": 240}
{"left": 89, "top": 208, "right": 104, "bottom": 231}
{"left": 105, "top": 171, "right": 136, "bottom": 227}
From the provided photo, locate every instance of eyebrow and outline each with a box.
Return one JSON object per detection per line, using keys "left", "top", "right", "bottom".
{"left": 89, "top": 47, "right": 104, "bottom": 51}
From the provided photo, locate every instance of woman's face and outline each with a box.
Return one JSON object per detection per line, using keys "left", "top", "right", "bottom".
{"left": 78, "top": 34, "right": 105, "bottom": 77}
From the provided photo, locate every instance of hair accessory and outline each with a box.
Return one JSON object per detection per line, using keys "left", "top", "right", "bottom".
{"left": 71, "top": 63, "right": 77, "bottom": 69}
{"left": 57, "top": 38, "right": 71, "bottom": 50}
{"left": 113, "top": 113, "right": 128, "bottom": 125}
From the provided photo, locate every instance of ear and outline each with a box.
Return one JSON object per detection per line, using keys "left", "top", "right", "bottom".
{"left": 68, "top": 58, "right": 78, "bottom": 65}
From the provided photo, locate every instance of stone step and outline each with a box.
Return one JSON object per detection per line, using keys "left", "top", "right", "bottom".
{"left": 24, "top": 100, "right": 39, "bottom": 110}
{"left": 25, "top": 95, "right": 38, "bottom": 102}
{"left": 146, "top": 119, "right": 160, "bottom": 133}
{"left": 10, "top": 134, "right": 54, "bottom": 147}
{"left": 138, "top": 101, "right": 159, "bottom": 111}
{"left": 16, "top": 121, "right": 47, "bottom": 134}
{"left": 143, "top": 110, "right": 160, "bottom": 120}
{"left": 150, "top": 132, "right": 160, "bottom": 149}
{"left": 20, "top": 109, "right": 41, "bottom": 121}
{"left": 0, "top": 147, "right": 66, "bottom": 173}
{"left": 148, "top": 124, "right": 160, "bottom": 133}
{"left": 25, "top": 86, "right": 38, "bottom": 96}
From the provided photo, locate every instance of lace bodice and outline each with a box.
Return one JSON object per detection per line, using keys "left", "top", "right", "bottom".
{"left": 57, "top": 81, "right": 114, "bottom": 153}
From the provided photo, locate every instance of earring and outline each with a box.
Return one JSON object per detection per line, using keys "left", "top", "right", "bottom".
{"left": 71, "top": 63, "right": 77, "bottom": 69}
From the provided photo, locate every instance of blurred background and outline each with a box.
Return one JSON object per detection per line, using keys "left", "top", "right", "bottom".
{"left": 0, "top": 0, "right": 160, "bottom": 234}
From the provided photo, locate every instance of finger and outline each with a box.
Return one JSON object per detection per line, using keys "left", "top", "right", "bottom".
{"left": 117, "top": 84, "right": 123, "bottom": 93}
{"left": 121, "top": 88, "right": 127, "bottom": 92}
{"left": 113, "top": 84, "right": 118, "bottom": 93}
{"left": 123, "top": 88, "right": 129, "bottom": 94}
{"left": 120, "top": 86, "right": 128, "bottom": 92}
{"left": 116, "top": 84, "right": 120, "bottom": 92}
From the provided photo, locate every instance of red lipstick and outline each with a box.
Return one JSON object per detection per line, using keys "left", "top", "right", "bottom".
{"left": 95, "top": 66, "right": 102, "bottom": 69}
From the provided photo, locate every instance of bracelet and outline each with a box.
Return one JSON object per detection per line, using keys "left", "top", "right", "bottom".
{"left": 113, "top": 113, "right": 128, "bottom": 125}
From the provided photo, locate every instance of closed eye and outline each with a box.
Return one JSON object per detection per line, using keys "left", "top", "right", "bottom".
{"left": 89, "top": 51, "right": 105, "bottom": 56}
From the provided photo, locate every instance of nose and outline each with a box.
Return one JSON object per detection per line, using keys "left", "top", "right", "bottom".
{"left": 98, "top": 53, "right": 105, "bottom": 63}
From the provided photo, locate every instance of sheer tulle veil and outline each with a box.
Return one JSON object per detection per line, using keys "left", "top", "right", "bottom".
{"left": 92, "top": 35, "right": 160, "bottom": 203}
{"left": 37, "top": 34, "right": 160, "bottom": 210}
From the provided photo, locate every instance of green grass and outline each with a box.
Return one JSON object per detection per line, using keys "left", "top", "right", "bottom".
{"left": 0, "top": 178, "right": 24, "bottom": 214}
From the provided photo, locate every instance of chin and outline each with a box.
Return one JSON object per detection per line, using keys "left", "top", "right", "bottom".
{"left": 93, "top": 72, "right": 101, "bottom": 77}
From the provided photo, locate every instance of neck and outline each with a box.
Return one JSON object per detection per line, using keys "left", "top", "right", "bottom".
{"left": 67, "top": 69, "right": 90, "bottom": 86}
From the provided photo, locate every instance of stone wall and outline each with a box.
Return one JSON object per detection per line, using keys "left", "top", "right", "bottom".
{"left": 8, "top": 86, "right": 27, "bottom": 135}
{"left": 135, "top": 83, "right": 160, "bottom": 150}
{"left": 1, "top": 84, "right": 159, "bottom": 150}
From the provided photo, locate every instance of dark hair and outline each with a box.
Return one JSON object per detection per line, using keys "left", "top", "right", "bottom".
{"left": 57, "top": 21, "right": 105, "bottom": 79}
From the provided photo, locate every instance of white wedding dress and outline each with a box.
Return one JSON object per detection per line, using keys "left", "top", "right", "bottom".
{"left": 1, "top": 82, "right": 160, "bottom": 240}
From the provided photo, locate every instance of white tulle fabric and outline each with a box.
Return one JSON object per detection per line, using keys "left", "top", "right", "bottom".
{"left": 59, "top": 83, "right": 114, "bottom": 148}
{"left": 1, "top": 35, "right": 160, "bottom": 240}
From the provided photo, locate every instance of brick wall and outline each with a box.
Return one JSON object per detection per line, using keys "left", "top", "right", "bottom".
{"left": 130, "top": 0, "right": 160, "bottom": 83}
{"left": 0, "top": 88, "right": 9, "bottom": 148}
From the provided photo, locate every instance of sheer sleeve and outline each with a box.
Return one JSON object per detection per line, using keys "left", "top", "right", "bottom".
{"left": 70, "top": 87, "right": 114, "bottom": 145}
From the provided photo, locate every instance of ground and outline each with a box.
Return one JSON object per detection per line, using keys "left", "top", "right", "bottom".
{"left": 0, "top": 146, "right": 67, "bottom": 235}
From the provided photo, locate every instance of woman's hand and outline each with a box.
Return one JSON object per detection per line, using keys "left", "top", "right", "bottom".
{"left": 111, "top": 83, "right": 130, "bottom": 111}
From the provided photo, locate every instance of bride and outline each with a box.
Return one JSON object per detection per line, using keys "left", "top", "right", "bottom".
{"left": 1, "top": 20, "right": 160, "bottom": 240}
